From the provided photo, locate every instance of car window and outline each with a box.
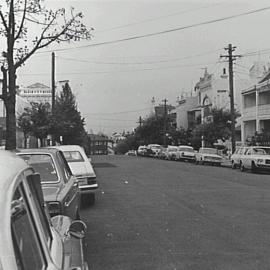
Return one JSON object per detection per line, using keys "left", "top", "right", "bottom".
{"left": 63, "top": 151, "right": 84, "bottom": 162}
{"left": 57, "top": 151, "right": 72, "bottom": 181}
{"left": 19, "top": 154, "right": 58, "bottom": 183}
{"left": 179, "top": 147, "right": 194, "bottom": 152}
{"left": 26, "top": 172, "right": 52, "bottom": 247}
{"left": 246, "top": 149, "right": 252, "bottom": 155}
{"left": 11, "top": 185, "right": 46, "bottom": 270}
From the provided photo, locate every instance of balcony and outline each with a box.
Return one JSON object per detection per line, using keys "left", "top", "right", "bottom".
{"left": 242, "top": 106, "right": 256, "bottom": 121}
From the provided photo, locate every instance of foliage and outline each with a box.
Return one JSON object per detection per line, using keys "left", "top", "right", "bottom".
{"left": 191, "top": 108, "right": 237, "bottom": 147}
{"left": 0, "top": 0, "right": 92, "bottom": 149}
{"left": 50, "top": 82, "right": 87, "bottom": 145}
{"left": 18, "top": 102, "right": 51, "bottom": 147}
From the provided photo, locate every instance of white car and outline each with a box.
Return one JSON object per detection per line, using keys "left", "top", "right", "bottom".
{"left": 238, "top": 146, "right": 270, "bottom": 173}
{"left": 148, "top": 144, "right": 162, "bottom": 157}
{"left": 231, "top": 146, "right": 249, "bottom": 169}
{"left": 137, "top": 145, "right": 147, "bottom": 156}
{"left": 52, "top": 145, "right": 98, "bottom": 205}
{"left": 195, "top": 147, "right": 223, "bottom": 166}
{"left": 0, "top": 150, "right": 88, "bottom": 270}
{"left": 165, "top": 146, "right": 178, "bottom": 160}
{"left": 176, "top": 145, "right": 195, "bottom": 162}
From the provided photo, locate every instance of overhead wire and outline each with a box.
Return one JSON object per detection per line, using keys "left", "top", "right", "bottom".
{"left": 35, "top": 5, "right": 270, "bottom": 54}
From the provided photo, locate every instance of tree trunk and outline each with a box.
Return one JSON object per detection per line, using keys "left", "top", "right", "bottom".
{"left": 5, "top": 68, "right": 17, "bottom": 150}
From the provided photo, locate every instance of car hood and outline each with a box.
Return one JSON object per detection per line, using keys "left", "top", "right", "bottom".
{"left": 42, "top": 185, "right": 61, "bottom": 202}
{"left": 68, "top": 162, "right": 96, "bottom": 178}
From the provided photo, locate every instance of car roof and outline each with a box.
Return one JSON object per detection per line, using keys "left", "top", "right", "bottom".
{"left": 0, "top": 150, "right": 28, "bottom": 191}
{"left": 50, "top": 145, "right": 84, "bottom": 152}
{"left": 179, "top": 145, "right": 193, "bottom": 148}
{"left": 18, "top": 147, "right": 60, "bottom": 154}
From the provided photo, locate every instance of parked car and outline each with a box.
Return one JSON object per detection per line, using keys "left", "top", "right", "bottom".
{"left": 125, "top": 150, "right": 137, "bottom": 156}
{"left": 231, "top": 146, "right": 249, "bottom": 169}
{"left": 137, "top": 145, "right": 148, "bottom": 156}
{"left": 157, "top": 147, "right": 167, "bottom": 159}
{"left": 164, "top": 146, "right": 178, "bottom": 160}
{"left": 0, "top": 150, "right": 88, "bottom": 270}
{"left": 195, "top": 147, "right": 223, "bottom": 166}
{"left": 51, "top": 145, "right": 98, "bottom": 205}
{"left": 147, "top": 144, "right": 162, "bottom": 157}
{"left": 17, "top": 148, "right": 81, "bottom": 219}
{"left": 238, "top": 146, "right": 270, "bottom": 172}
{"left": 176, "top": 145, "right": 195, "bottom": 162}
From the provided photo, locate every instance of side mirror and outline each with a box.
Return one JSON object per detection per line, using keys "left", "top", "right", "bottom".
{"left": 68, "top": 220, "right": 87, "bottom": 239}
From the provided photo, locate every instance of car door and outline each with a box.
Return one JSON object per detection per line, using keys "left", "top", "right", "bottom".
{"left": 242, "top": 148, "right": 252, "bottom": 168}
{"left": 57, "top": 151, "right": 80, "bottom": 220}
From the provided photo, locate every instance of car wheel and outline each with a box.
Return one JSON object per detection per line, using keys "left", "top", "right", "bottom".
{"left": 240, "top": 163, "right": 245, "bottom": 172}
{"left": 195, "top": 159, "right": 199, "bottom": 165}
{"left": 200, "top": 160, "right": 204, "bottom": 165}
{"left": 231, "top": 161, "right": 236, "bottom": 169}
{"left": 251, "top": 161, "right": 257, "bottom": 173}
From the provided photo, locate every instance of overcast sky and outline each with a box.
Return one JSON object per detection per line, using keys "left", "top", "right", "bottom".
{"left": 7, "top": 0, "right": 270, "bottom": 134}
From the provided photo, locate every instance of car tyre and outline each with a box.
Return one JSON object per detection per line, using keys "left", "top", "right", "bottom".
{"left": 251, "top": 161, "right": 257, "bottom": 173}
{"left": 240, "top": 163, "right": 245, "bottom": 172}
{"left": 231, "top": 161, "right": 236, "bottom": 169}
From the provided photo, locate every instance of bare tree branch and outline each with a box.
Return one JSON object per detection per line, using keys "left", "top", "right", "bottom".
{"left": 15, "top": 0, "right": 27, "bottom": 40}
{"left": 0, "top": 10, "right": 8, "bottom": 32}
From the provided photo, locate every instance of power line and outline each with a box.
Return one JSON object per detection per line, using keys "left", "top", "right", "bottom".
{"left": 56, "top": 49, "right": 222, "bottom": 65}
{"left": 97, "top": 3, "right": 224, "bottom": 33}
{"left": 19, "top": 60, "right": 218, "bottom": 76}
{"left": 87, "top": 107, "right": 152, "bottom": 115}
{"left": 36, "top": 5, "right": 270, "bottom": 54}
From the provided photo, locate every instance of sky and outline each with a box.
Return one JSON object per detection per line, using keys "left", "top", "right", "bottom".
{"left": 2, "top": 0, "right": 270, "bottom": 135}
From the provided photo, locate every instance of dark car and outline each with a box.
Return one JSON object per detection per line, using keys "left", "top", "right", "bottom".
{"left": 0, "top": 150, "right": 88, "bottom": 270}
{"left": 17, "top": 148, "right": 81, "bottom": 220}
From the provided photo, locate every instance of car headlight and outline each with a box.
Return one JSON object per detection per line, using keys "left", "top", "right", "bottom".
{"left": 48, "top": 202, "right": 61, "bottom": 216}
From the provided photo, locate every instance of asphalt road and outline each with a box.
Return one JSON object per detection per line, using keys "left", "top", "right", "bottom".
{"left": 81, "top": 155, "right": 270, "bottom": 270}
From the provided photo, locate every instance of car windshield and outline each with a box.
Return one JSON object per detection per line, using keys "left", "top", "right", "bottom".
{"left": 200, "top": 148, "right": 218, "bottom": 155}
{"left": 179, "top": 147, "right": 194, "bottom": 152}
{"left": 253, "top": 148, "right": 270, "bottom": 155}
{"left": 168, "top": 147, "right": 178, "bottom": 152}
{"left": 19, "top": 154, "right": 58, "bottom": 182}
{"left": 63, "top": 151, "right": 84, "bottom": 162}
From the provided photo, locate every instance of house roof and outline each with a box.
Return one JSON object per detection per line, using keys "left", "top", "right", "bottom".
{"left": 259, "top": 69, "right": 270, "bottom": 83}
{"left": 27, "top": 83, "right": 50, "bottom": 89}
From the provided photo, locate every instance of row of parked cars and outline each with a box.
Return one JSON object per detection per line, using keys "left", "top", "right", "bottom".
{"left": 1, "top": 144, "right": 98, "bottom": 270}
{"left": 137, "top": 144, "right": 223, "bottom": 165}
{"left": 136, "top": 144, "right": 270, "bottom": 172}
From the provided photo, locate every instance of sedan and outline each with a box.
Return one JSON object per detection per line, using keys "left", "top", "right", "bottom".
{"left": 17, "top": 148, "right": 81, "bottom": 219}
{"left": 0, "top": 150, "right": 88, "bottom": 270}
{"left": 52, "top": 145, "right": 98, "bottom": 205}
{"left": 195, "top": 147, "right": 223, "bottom": 166}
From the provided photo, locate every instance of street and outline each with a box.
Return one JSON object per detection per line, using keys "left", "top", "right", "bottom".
{"left": 81, "top": 155, "right": 270, "bottom": 270}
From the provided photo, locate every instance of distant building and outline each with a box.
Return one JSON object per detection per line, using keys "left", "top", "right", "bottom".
{"left": 19, "top": 83, "right": 52, "bottom": 104}
{"left": 174, "top": 96, "right": 198, "bottom": 130}
{"left": 87, "top": 134, "right": 111, "bottom": 155}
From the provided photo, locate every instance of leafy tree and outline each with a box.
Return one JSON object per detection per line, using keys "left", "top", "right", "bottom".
{"left": 50, "top": 82, "right": 86, "bottom": 145}
{"left": 17, "top": 107, "right": 32, "bottom": 148}
{"left": 18, "top": 102, "right": 51, "bottom": 147}
{"left": 191, "top": 108, "right": 238, "bottom": 148}
{"left": 0, "top": 0, "right": 91, "bottom": 150}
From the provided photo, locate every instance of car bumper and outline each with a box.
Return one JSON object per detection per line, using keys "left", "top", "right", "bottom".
{"left": 78, "top": 177, "right": 98, "bottom": 194}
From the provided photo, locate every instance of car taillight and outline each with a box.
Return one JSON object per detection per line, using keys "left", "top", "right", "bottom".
{"left": 48, "top": 202, "right": 61, "bottom": 216}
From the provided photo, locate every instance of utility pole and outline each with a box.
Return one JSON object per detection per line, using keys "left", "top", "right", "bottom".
{"left": 51, "top": 52, "right": 56, "bottom": 145}
{"left": 220, "top": 44, "right": 241, "bottom": 154}
{"left": 51, "top": 52, "right": 56, "bottom": 113}
{"left": 137, "top": 116, "right": 143, "bottom": 127}
{"left": 162, "top": 98, "right": 168, "bottom": 146}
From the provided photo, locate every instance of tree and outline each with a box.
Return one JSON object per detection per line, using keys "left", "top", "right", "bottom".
{"left": 50, "top": 82, "right": 86, "bottom": 145}
{"left": 191, "top": 108, "right": 238, "bottom": 148}
{"left": 0, "top": 0, "right": 92, "bottom": 150}
{"left": 17, "top": 107, "right": 32, "bottom": 148}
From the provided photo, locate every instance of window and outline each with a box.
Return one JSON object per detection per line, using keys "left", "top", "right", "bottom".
{"left": 57, "top": 152, "right": 72, "bottom": 181}
{"left": 26, "top": 173, "right": 52, "bottom": 246}
{"left": 19, "top": 154, "right": 58, "bottom": 183}
{"left": 11, "top": 185, "right": 46, "bottom": 270}
{"left": 62, "top": 151, "right": 84, "bottom": 163}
